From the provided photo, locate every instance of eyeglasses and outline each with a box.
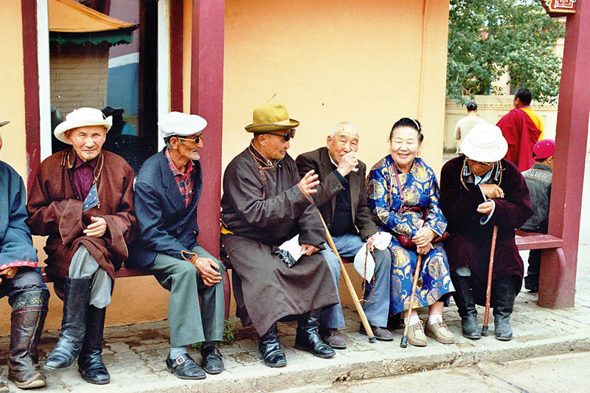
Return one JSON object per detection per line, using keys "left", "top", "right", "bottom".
{"left": 176, "top": 134, "right": 203, "bottom": 144}
{"left": 467, "top": 158, "right": 493, "bottom": 167}
{"left": 265, "top": 129, "right": 296, "bottom": 142}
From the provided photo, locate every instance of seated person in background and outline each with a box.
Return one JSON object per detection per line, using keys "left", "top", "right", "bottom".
{"left": 0, "top": 120, "right": 50, "bottom": 390}
{"left": 296, "top": 121, "right": 393, "bottom": 348}
{"left": 520, "top": 139, "right": 555, "bottom": 293}
{"left": 221, "top": 103, "right": 338, "bottom": 368}
{"left": 440, "top": 123, "right": 533, "bottom": 341}
{"left": 128, "top": 112, "right": 225, "bottom": 381}
{"left": 27, "top": 108, "right": 137, "bottom": 385}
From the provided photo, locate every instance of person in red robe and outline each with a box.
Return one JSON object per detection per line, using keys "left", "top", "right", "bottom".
{"left": 496, "top": 88, "right": 542, "bottom": 171}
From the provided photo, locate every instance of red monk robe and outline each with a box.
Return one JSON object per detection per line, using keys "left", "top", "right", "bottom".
{"left": 496, "top": 108, "right": 541, "bottom": 171}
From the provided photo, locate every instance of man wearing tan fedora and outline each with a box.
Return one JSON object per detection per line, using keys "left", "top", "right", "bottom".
{"left": 27, "top": 107, "right": 137, "bottom": 385}
{"left": 0, "top": 120, "right": 50, "bottom": 390}
{"left": 220, "top": 103, "right": 339, "bottom": 368}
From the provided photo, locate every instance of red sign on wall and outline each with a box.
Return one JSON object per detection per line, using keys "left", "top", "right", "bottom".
{"left": 540, "top": 0, "right": 577, "bottom": 17}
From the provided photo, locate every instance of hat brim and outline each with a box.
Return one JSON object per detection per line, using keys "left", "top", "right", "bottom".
{"left": 0, "top": 121, "right": 9, "bottom": 128}
{"left": 245, "top": 119, "right": 299, "bottom": 133}
{"left": 462, "top": 137, "right": 508, "bottom": 163}
{"left": 54, "top": 117, "right": 113, "bottom": 144}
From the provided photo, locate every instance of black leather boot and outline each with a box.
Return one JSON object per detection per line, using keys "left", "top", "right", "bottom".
{"left": 451, "top": 274, "right": 481, "bottom": 340}
{"left": 258, "top": 323, "right": 286, "bottom": 368}
{"left": 8, "top": 290, "right": 49, "bottom": 389}
{"left": 78, "top": 306, "right": 110, "bottom": 384}
{"left": 493, "top": 277, "right": 517, "bottom": 341}
{"left": 45, "top": 277, "right": 92, "bottom": 370}
{"left": 294, "top": 310, "right": 335, "bottom": 359}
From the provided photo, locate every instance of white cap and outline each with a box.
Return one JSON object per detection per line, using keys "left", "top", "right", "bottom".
{"left": 54, "top": 108, "right": 112, "bottom": 144}
{"left": 461, "top": 123, "right": 508, "bottom": 163}
{"left": 158, "top": 112, "right": 207, "bottom": 139}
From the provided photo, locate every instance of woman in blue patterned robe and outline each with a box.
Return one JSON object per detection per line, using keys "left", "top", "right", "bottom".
{"left": 367, "top": 118, "right": 454, "bottom": 346}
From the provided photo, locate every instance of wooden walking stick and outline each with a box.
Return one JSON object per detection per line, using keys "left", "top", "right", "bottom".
{"left": 481, "top": 225, "right": 498, "bottom": 336}
{"left": 317, "top": 214, "right": 376, "bottom": 343}
{"left": 400, "top": 254, "right": 424, "bottom": 348}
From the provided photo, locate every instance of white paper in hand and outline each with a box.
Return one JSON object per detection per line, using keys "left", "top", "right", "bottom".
{"left": 275, "top": 235, "right": 302, "bottom": 267}
{"left": 372, "top": 232, "right": 392, "bottom": 250}
{"left": 353, "top": 244, "right": 375, "bottom": 282}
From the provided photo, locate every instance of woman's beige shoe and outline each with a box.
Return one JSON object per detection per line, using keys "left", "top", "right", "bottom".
{"left": 407, "top": 321, "right": 427, "bottom": 347}
{"left": 425, "top": 320, "right": 455, "bottom": 344}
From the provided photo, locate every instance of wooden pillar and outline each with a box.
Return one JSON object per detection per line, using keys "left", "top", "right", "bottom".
{"left": 190, "top": 0, "right": 224, "bottom": 257}
{"left": 539, "top": 1, "right": 590, "bottom": 308}
{"left": 22, "top": 0, "right": 41, "bottom": 188}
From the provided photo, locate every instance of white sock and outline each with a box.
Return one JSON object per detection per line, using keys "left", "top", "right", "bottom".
{"left": 428, "top": 314, "right": 443, "bottom": 325}
{"left": 409, "top": 314, "right": 421, "bottom": 326}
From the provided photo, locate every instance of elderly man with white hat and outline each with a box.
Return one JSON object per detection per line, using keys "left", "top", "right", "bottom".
{"left": 27, "top": 107, "right": 137, "bottom": 385}
{"left": 127, "top": 112, "right": 225, "bottom": 380}
{"left": 439, "top": 123, "right": 533, "bottom": 342}
{"left": 0, "top": 120, "right": 50, "bottom": 390}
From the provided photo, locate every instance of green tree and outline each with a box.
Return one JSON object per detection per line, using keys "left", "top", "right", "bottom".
{"left": 446, "top": 0, "right": 565, "bottom": 104}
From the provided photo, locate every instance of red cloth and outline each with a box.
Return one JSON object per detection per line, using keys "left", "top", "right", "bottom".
{"left": 496, "top": 108, "right": 541, "bottom": 171}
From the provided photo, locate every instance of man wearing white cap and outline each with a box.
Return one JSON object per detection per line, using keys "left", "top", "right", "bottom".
{"left": 0, "top": 120, "right": 50, "bottom": 389}
{"left": 128, "top": 112, "right": 225, "bottom": 380}
{"left": 439, "top": 123, "right": 532, "bottom": 342}
{"left": 27, "top": 107, "right": 137, "bottom": 385}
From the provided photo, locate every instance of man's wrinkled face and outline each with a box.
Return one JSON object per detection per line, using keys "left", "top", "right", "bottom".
{"left": 466, "top": 159, "right": 494, "bottom": 177}
{"left": 66, "top": 125, "right": 107, "bottom": 162}
{"left": 173, "top": 133, "right": 204, "bottom": 161}
{"left": 260, "top": 132, "right": 290, "bottom": 161}
{"left": 327, "top": 127, "right": 359, "bottom": 165}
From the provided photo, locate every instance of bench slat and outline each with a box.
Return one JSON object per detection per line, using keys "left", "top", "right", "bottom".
{"left": 516, "top": 234, "right": 564, "bottom": 250}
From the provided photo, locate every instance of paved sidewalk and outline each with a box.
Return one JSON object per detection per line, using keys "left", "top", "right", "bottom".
{"left": 0, "top": 276, "right": 589, "bottom": 393}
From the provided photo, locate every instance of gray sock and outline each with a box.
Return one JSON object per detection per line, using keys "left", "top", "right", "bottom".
{"left": 170, "top": 346, "right": 188, "bottom": 359}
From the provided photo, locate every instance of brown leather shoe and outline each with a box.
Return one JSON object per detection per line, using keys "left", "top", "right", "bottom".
{"left": 319, "top": 328, "right": 347, "bottom": 349}
{"left": 359, "top": 324, "right": 394, "bottom": 341}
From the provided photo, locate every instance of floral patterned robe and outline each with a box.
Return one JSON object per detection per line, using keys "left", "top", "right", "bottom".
{"left": 367, "top": 156, "right": 454, "bottom": 315}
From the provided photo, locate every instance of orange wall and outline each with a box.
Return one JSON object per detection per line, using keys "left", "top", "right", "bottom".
{"left": 0, "top": 0, "right": 450, "bottom": 335}
{"left": 222, "top": 0, "right": 450, "bottom": 175}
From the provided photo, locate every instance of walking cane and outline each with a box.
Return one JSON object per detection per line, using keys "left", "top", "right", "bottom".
{"left": 317, "top": 214, "right": 376, "bottom": 343}
{"left": 400, "top": 254, "right": 424, "bottom": 348}
{"left": 481, "top": 225, "right": 498, "bottom": 336}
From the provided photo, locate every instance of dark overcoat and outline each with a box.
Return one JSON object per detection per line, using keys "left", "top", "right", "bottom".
{"left": 439, "top": 156, "right": 533, "bottom": 303}
{"left": 220, "top": 145, "right": 338, "bottom": 335}
{"left": 26, "top": 150, "right": 136, "bottom": 283}
{"left": 295, "top": 147, "right": 378, "bottom": 240}
{"left": 127, "top": 149, "right": 202, "bottom": 268}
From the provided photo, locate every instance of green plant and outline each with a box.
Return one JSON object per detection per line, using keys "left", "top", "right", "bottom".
{"left": 191, "top": 319, "right": 238, "bottom": 350}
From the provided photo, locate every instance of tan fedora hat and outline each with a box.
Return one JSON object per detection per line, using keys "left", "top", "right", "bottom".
{"left": 0, "top": 121, "right": 9, "bottom": 128}
{"left": 245, "top": 103, "right": 299, "bottom": 133}
{"left": 54, "top": 108, "right": 112, "bottom": 144}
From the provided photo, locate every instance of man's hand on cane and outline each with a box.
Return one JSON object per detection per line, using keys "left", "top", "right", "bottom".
{"left": 190, "top": 256, "right": 222, "bottom": 287}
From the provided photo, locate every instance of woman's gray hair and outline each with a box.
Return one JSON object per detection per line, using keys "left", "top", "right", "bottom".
{"left": 330, "top": 121, "right": 358, "bottom": 137}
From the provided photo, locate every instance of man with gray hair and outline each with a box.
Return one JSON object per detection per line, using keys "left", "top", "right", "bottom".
{"left": 128, "top": 112, "right": 225, "bottom": 380}
{"left": 296, "top": 122, "right": 393, "bottom": 348}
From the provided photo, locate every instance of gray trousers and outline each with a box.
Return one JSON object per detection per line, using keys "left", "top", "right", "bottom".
{"left": 69, "top": 245, "right": 112, "bottom": 308}
{"left": 149, "top": 246, "right": 225, "bottom": 347}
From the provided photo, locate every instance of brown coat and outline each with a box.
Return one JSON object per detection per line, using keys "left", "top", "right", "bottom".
{"left": 221, "top": 145, "right": 338, "bottom": 335}
{"left": 27, "top": 149, "right": 137, "bottom": 282}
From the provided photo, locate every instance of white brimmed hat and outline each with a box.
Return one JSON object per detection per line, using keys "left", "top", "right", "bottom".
{"left": 461, "top": 123, "right": 508, "bottom": 163}
{"left": 54, "top": 108, "right": 112, "bottom": 144}
{"left": 158, "top": 112, "right": 207, "bottom": 139}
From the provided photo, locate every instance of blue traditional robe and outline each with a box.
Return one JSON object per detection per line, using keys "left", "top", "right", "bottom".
{"left": 367, "top": 156, "right": 453, "bottom": 315}
{"left": 0, "top": 161, "right": 38, "bottom": 268}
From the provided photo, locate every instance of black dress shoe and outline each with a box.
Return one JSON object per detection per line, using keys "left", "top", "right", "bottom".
{"left": 294, "top": 311, "right": 335, "bottom": 359}
{"left": 201, "top": 345, "right": 224, "bottom": 375}
{"left": 359, "top": 324, "right": 394, "bottom": 341}
{"left": 258, "top": 324, "right": 287, "bottom": 368}
{"left": 166, "top": 354, "right": 206, "bottom": 380}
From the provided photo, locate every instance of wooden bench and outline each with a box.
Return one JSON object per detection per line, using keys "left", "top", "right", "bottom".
{"left": 515, "top": 230, "right": 564, "bottom": 251}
